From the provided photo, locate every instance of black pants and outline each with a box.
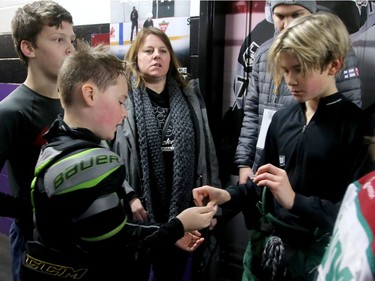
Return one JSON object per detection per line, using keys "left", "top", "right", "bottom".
{"left": 150, "top": 243, "right": 190, "bottom": 281}
{"left": 130, "top": 21, "right": 138, "bottom": 41}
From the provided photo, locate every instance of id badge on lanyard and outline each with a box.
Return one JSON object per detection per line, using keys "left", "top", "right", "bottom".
{"left": 256, "top": 81, "right": 284, "bottom": 150}
{"left": 256, "top": 105, "right": 279, "bottom": 150}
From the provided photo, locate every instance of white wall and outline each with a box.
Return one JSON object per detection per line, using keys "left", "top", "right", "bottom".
{"left": 0, "top": 0, "right": 199, "bottom": 34}
{"left": 0, "top": 0, "right": 111, "bottom": 34}
{"left": 0, "top": 1, "right": 28, "bottom": 34}
{"left": 57, "top": 0, "right": 111, "bottom": 25}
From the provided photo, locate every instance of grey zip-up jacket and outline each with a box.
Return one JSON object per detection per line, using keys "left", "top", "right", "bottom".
{"left": 234, "top": 37, "right": 362, "bottom": 171}
{"left": 113, "top": 79, "right": 221, "bottom": 202}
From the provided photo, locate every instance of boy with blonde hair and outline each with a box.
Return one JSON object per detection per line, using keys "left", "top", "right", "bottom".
{"left": 194, "top": 12, "right": 370, "bottom": 281}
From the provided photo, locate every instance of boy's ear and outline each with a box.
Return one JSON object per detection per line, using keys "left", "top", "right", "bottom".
{"left": 328, "top": 58, "right": 343, "bottom": 76}
{"left": 20, "top": 40, "right": 35, "bottom": 59}
{"left": 81, "top": 84, "right": 95, "bottom": 106}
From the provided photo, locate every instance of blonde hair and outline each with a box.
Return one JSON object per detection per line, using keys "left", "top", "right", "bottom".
{"left": 268, "top": 12, "right": 350, "bottom": 83}
{"left": 124, "top": 27, "right": 187, "bottom": 88}
{"left": 58, "top": 41, "right": 127, "bottom": 106}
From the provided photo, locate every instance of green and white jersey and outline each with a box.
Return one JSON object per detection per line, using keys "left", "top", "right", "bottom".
{"left": 317, "top": 171, "right": 375, "bottom": 281}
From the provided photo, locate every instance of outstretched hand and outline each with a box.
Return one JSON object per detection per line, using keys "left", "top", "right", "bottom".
{"left": 175, "top": 230, "right": 205, "bottom": 252}
{"left": 192, "top": 185, "right": 231, "bottom": 207}
{"left": 176, "top": 204, "right": 218, "bottom": 232}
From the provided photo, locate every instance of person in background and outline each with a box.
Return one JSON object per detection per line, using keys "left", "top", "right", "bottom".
{"left": 112, "top": 27, "right": 221, "bottom": 281}
{"left": 130, "top": 6, "right": 139, "bottom": 42}
{"left": 193, "top": 12, "right": 371, "bottom": 281}
{"left": 143, "top": 14, "right": 154, "bottom": 28}
{"left": 235, "top": 0, "right": 362, "bottom": 184}
{"left": 20, "top": 42, "right": 217, "bottom": 281}
{"left": 0, "top": 2, "right": 75, "bottom": 280}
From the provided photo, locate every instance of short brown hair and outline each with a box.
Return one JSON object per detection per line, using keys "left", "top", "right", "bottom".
{"left": 58, "top": 41, "right": 127, "bottom": 107}
{"left": 11, "top": 0, "right": 73, "bottom": 65}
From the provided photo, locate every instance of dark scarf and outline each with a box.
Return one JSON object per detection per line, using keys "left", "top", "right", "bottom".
{"left": 132, "top": 76, "right": 195, "bottom": 223}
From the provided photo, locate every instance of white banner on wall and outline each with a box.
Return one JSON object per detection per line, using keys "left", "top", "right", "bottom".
{"left": 110, "top": 16, "right": 190, "bottom": 67}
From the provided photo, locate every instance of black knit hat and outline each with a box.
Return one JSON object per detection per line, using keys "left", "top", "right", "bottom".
{"left": 270, "top": 0, "right": 317, "bottom": 14}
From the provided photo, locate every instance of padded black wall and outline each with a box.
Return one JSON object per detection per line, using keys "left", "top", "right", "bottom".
{"left": 198, "top": 0, "right": 226, "bottom": 151}
{"left": 0, "top": 24, "right": 109, "bottom": 84}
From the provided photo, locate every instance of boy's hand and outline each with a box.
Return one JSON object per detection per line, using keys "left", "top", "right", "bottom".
{"left": 175, "top": 230, "right": 204, "bottom": 252}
